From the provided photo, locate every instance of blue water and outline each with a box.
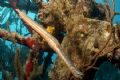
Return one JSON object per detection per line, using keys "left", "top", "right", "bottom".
{"left": 0, "top": 72, "right": 2, "bottom": 80}
{"left": 94, "top": 61, "right": 120, "bottom": 80}
{"left": 95, "top": 0, "right": 120, "bottom": 24}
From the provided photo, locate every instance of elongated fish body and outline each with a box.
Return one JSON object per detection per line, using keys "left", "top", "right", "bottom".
{"left": 15, "top": 9, "right": 83, "bottom": 78}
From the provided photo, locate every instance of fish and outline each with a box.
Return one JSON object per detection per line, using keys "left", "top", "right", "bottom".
{"left": 9, "top": 0, "right": 83, "bottom": 78}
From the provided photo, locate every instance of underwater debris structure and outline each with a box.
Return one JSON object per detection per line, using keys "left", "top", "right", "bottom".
{"left": 41, "top": 0, "right": 120, "bottom": 80}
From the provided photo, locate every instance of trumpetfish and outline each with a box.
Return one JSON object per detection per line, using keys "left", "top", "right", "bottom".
{"left": 9, "top": 0, "right": 83, "bottom": 78}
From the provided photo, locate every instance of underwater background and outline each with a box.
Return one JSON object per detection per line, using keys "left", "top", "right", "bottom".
{"left": 0, "top": 0, "right": 120, "bottom": 80}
